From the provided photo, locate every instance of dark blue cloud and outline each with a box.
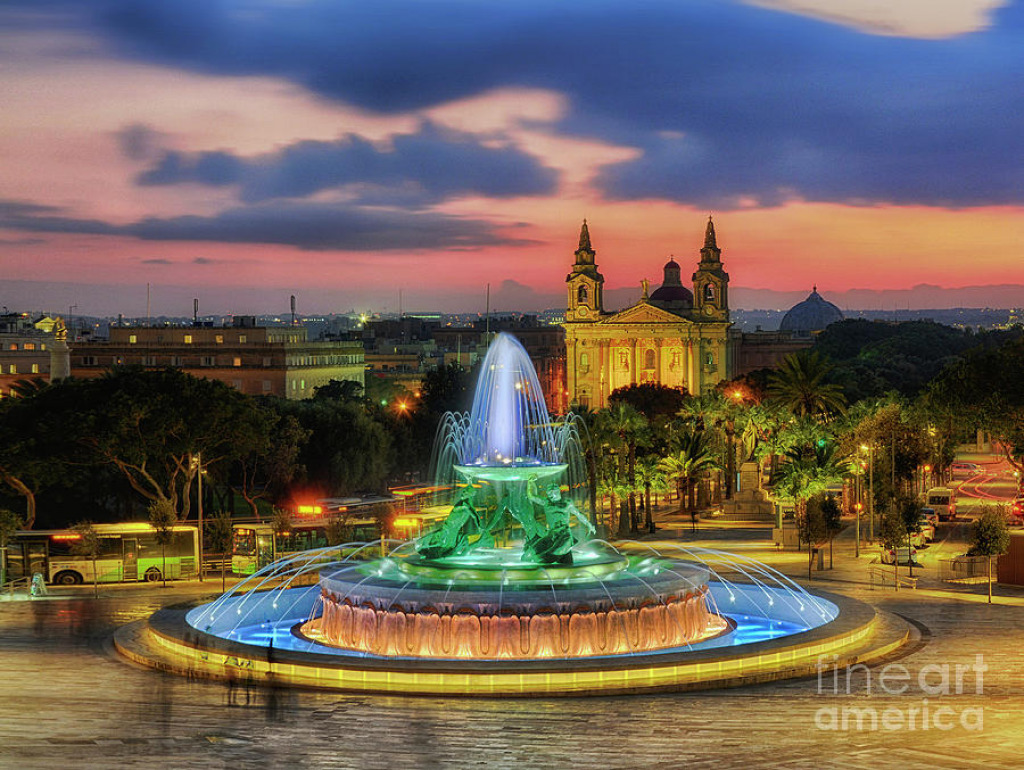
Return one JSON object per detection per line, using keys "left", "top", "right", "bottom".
{"left": 14, "top": 0, "right": 1024, "bottom": 208}
{"left": 0, "top": 198, "right": 534, "bottom": 251}
{"left": 135, "top": 122, "right": 557, "bottom": 203}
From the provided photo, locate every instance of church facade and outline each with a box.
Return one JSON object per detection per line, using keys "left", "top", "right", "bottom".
{"left": 564, "top": 218, "right": 736, "bottom": 408}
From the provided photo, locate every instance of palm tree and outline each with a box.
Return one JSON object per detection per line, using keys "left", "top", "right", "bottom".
{"left": 658, "top": 429, "right": 718, "bottom": 517}
{"left": 598, "top": 404, "right": 649, "bottom": 536}
{"left": 634, "top": 457, "right": 664, "bottom": 532}
{"left": 568, "top": 404, "right": 602, "bottom": 530}
{"left": 769, "top": 350, "right": 847, "bottom": 420}
{"left": 775, "top": 441, "right": 848, "bottom": 578}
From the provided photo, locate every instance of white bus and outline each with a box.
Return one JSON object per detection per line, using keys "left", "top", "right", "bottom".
{"left": 6, "top": 522, "right": 200, "bottom": 585}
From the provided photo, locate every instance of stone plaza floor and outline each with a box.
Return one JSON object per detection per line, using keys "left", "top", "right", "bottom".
{"left": 2, "top": 522, "right": 1023, "bottom": 769}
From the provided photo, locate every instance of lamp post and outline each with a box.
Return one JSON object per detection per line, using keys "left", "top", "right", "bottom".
{"left": 192, "top": 453, "right": 204, "bottom": 582}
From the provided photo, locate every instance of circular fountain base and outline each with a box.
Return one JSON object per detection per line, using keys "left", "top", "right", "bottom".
{"left": 303, "top": 555, "right": 726, "bottom": 659}
{"left": 116, "top": 572, "right": 914, "bottom": 696}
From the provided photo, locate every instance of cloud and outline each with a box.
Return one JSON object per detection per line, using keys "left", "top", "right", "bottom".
{"left": 135, "top": 122, "right": 557, "bottom": 204}
{"left": 141, "top": 258, "right": 171, "bottom": 264}
{"left": 0, "top": 198, "right": 537, "bottom": 252}
{"left": 40, "top": 0, "right": 1020, "bottom": 210}
{"left": 115, "top": 122, "right": 165, "bottom": 161}
{"left": 745, "top": 1, "right": 1005, "bottom": 39}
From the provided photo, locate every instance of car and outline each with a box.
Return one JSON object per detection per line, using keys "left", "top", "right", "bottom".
{"left": 916, "top": 517, "right": 936, "bottom": 542}
{"left": 881, "top": 545, "right": 920, "bottom": 566}
{"left": 920, "top": 507, "right": 939, "bottom": 527}
{"left": 1008, "top": 496, "right": 1024, "bottom": 526}
{"left": 950, "top": 462, "right": 981, "bottom": 478}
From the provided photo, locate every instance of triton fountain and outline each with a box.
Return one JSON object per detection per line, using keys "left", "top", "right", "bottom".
{"left": 117, "top": 333, "right": 911, "bottom": 695}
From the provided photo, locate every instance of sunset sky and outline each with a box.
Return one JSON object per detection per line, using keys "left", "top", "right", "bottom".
{"left": 3, "top": 0, "right": 1024, "bottom": 317}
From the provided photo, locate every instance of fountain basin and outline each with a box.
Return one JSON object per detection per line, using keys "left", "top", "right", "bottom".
{"left": 304, "top": 557, "right": 725, "bottom": 659}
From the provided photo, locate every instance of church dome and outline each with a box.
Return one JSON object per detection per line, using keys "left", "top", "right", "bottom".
{"left": 779, "top": 287, "right": 843, "bottom": 333}
{"left": 649, "top": 258, "right": 693, "bottom": 310}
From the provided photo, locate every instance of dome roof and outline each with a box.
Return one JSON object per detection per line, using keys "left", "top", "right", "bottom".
{"left": 649, "top": 285, "right": 694, "bottom": 304}
{"left": 648, "top": 257, "right": 693, "bottom": 310}
{"left": 779, "top": 288, "right": 844, "bottom": 333}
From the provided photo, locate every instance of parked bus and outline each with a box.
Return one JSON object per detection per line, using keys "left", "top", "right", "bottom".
{"left": 230, "top": 507, "right": 449, "bottom": 575}
{"left": 230, "top": 494, "right": 449, "bottom": 575}
{"left": 5, "top": 522, "right": 200, "bottom": 585}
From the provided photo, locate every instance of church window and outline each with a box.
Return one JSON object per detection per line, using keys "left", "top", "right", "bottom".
{"left": 577, "top": 285, "right": 589, "bottom": 305}
{"left": 580, "top": 352, "right": 590, "bottom": 371}
{"left": 644, "top": 349, "right": 656, "bottom": 370}
{"left": 704, "top": 284, "right": 715, "bottom": 303}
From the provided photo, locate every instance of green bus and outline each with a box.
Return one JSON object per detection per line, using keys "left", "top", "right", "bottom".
{"left": 6, "top": 522, "right": 200, "bottom": 585}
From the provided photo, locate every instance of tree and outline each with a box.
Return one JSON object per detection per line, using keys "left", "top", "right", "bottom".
{"left": 928, "top": 337, "right": 1024, "bottom": 479}
{"left": 568, "top": 405, "right": 602, "bottom": 530}
{"left": 277, "top": 399, "right": 394, "bottom": 496}
{"left": 820, "top": 493, "right": 843, "bottom": 569}
{"left": 229, "top": 406, "right": 309, "bottom": 518}
{"left": 634, "top": 458, "right": 664, "bottom": 533}
{"left": 894, "top": 495, "right": 923, "bottom": 577}
{"left": 0, "top": 508, "right": 23, "bottom": 588}
{"left": 148, "top": 498, "right": 177, "bottom": 588}
{"left": 0, "top": 393, "right": 66, "bottom": 529}
{"left": 312, "top": 379, "right": 364, "bottom": 403}
{"left": 775, "top": 441, "right": 848, "bottom": 573}
{"left": 800, "top": 494, "right": 830, "bottom": 579}
{"left": 768, "top": 350, "right": 847, "bottom": 420}
{"left": 596, "top": 404, "right": 649, "bottom": 536}
{"left": 67, "top": 369, "right": 271, "bottom": 522}
{"left": 70, "top": 521, "right": 102, "bottom": 598}
{"left": 658, "top": 429, "right": 718, "bottom": 520}
{"left": 206, "top": 511, "right": 234, "bottom": 592}
{"left": 878, "top": 505, "right": 908, "bottom": 589}
{"left": 271, "top": 506, "right": 293, "bottom": 561}
{"left": 972, "top": 510, "right": 1010, "bottom": 604}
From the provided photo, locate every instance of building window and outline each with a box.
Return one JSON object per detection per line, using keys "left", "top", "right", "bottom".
{"left": 644, "top": 349, "right": 656, "bottom": 370}
{"left": 577, "top": 285, "right": 589, "bottom": 305}
{"left": 82, "top": 356, "right": 97, "bottom": 366}
{"left": 201, "top": 356, "right": 214, "bottom": 366}
{"left": 233, "top": 357, "right": 242, "bottom": 367}
{"left": 704, "top": 284, "right": 715, "bottom": 303}
{"left": 232, "top": 379, "right": 243, "bottom": 390}
{"left": 262, "top": 356, "right": 271, "bottom": 367}
{"left": 31, "top": 364, "right": 39, "bottom": 374}
{"left": 129, "top": 335, "right": 137, "bottom": 344}
{"left": 215, "top": 335, "right": 224, "bottom": 344}
{"left": 239, "top": 335, "right": 247, "bottom": 344}
{"left": 291, "top": 380, "right": 296, "bottom": 391}
{"left": 579, "top": 352, "right": 589, "bottom": 371}
{"left": 24, "top": 343, "right": 35, "bottom": 351}
{"left": 8, "top": 365, "right": 16, "bottom": 374}
{"left": 183, "top": 334, "right": 193, "bottom": 344}
{"left": 262, "top": 380, "right": 272, "bottom": 392}
{"left": 300, "top": 379, "right": 305, "bottom": 389}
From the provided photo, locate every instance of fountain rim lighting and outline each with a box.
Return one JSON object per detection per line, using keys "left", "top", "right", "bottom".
{"left": 114, "top": 584, "right": 912, "bottom": 697}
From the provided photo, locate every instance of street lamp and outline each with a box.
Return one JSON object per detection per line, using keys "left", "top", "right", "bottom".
{"left": 192, "top": 453, "right": 204, "bottom": 582}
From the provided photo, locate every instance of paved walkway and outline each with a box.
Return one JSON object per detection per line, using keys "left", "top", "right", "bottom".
{"left": 2, "top": 536, "right": 1023, "bottom": 768}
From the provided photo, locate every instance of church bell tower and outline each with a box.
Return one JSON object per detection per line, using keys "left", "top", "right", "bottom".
{"left": 692, "top": 215, "right": 730, "bottom": 322}
{"left": 566, "top": 220, "right": 604, "bottom": 323}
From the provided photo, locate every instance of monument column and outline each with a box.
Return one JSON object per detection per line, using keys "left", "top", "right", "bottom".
{"left": 49, "top": 317, "right": 70, "bottom": 381}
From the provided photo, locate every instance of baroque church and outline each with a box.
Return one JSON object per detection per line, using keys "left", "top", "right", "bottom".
{"left": 564, "top": 217, "right": 736, "bottom": 408}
